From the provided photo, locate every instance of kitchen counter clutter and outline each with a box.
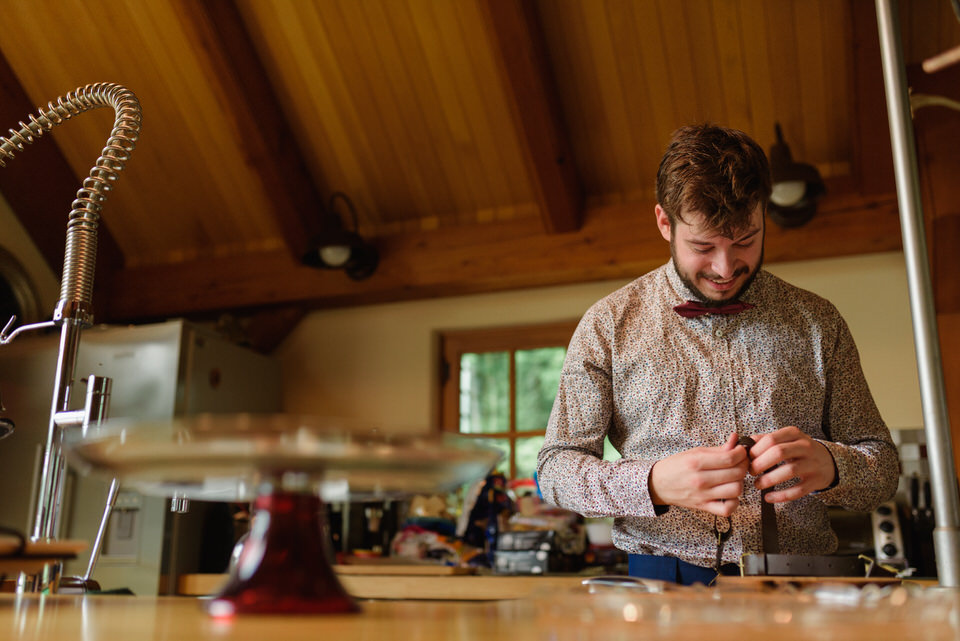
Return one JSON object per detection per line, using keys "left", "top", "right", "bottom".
{"left": 3, "top": 580, "right": 957, "bottom": 640}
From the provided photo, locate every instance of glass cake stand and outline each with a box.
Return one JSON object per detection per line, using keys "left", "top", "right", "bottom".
{"left": 65, "top": 414, "right": 501, "bottom": 616}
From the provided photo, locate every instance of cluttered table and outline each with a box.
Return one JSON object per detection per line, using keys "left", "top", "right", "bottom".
{"left": 3, "top": 578, "right": 958, "bottom": 641}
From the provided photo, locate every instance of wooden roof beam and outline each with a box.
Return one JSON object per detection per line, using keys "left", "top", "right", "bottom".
{"left": 174, "top": 0, "right": 327, "bottom": 260}
{"left": 102, "top": 187, "right": 901, "bottom": 322}
{"left": 479, "top": 0, "right": 583, "bottom": 234}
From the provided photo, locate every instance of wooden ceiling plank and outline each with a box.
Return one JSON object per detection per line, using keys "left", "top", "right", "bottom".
{"left": 537, "top": 0, "right": 610, "bottom": 196}
{"left": 763, "top": 1, "right": 803, "bottom": 149}
{"left": 581, "top": 0, "right": 640, "bottom": 192}
{"left": 631, "top": 2, "right": 679, "bottom": 161}
{"left": 433, "top": 0, "right": 524, "bottom": 217}
{"left": 265, "top": 1, "right": 382, "bottom": 224}
{"left": 605, "top": 0, "right": 658, "bottom": 197}
{"left": 322, "top": 0, "right": 426, "bottom": 223}
{"left": 712, "top": 0, "right": 753, "bottom": 134}
{"left": 738, "top": 0, "right": 776, "bottom": 143}
{"left": 478, "top": 0, "right": 583, "bottom": 234}
{"left": 657, "top": 1, "right": 704, "bottom": 124}
{"left": 821, "top": 1, "right": 853, "bottom": 166}
{"left": 103, "top": 188, "right": 902, "bottom": 322}
{"left": 794, "top": 0, "right": 828, "bottom": 161}
{"left": 173, "top": 0, "right": 327, "bottom": 260}
{"left": 0, "top": 48, "right": 124, "bottom": 309}
{"left": 395, "top": 0, "right": 479, "bottom": 218}
{"left": 450, "top": 0, "right": 530, "bottom": 212}
{"left": 683, "top": 1, "right": 727, "bottom": 125}
{"left": 849, "top": 0, "right": 895, "bottom": 196}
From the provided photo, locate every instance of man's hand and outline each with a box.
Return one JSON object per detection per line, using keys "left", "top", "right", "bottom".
{"left": 649, "top": 432, "right": 750, "bottom": 517}
{"left": 747, "top": 426, "right": 837, "bottom": 503}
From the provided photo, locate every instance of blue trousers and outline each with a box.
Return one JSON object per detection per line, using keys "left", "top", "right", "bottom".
{"left": 628, "top": 554, "right": 740, "bottom": 586}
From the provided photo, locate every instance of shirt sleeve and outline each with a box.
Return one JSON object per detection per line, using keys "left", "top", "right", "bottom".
{"left": 536, "top": 303, "right": 660, "bottom": 519}
{"left": 813, "top": 313, "right": 900, "bottom": 511}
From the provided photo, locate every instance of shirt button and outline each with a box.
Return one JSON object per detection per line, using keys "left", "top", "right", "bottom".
{"left": 714, "top": 328, "right": 724, "bottom": 338}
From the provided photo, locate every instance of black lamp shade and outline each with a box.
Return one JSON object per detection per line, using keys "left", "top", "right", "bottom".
{"left": 767, "top": 124, "right": 825, "bottom": 228}
{"left": 301, "top": 193, "right": 379, "bottom": 280}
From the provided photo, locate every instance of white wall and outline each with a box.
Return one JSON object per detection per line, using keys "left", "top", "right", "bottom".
{"left": 276, "top": 251, "right": 923, "bottom": 434}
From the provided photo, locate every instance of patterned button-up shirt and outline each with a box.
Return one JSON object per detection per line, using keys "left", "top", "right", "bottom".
{"left": 537, "top": 261, "right": 899, "bottom": 567}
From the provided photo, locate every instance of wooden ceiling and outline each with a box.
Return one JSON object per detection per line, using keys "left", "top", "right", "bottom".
{"left": 0, "top": 0, "right": 958, "bottom": 344}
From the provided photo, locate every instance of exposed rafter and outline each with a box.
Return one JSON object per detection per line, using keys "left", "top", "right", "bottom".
{"left": 478, "top": 0, "right": 583, "bottom": 234}
{"left": 174, "top": 0, "right": 327, "bottom": 260}
{"left": 102, "top": 187, "right": 901, "bottom": 322}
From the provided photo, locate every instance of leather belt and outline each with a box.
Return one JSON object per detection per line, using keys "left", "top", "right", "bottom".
{"left": 738, "top": 436, "right": 779, "bottom": 554}
{"left": 759, "top": 486, "right": 779, "bottom": 553}
{"left": 741, "top": 553, "right": 866, "bottom": 577}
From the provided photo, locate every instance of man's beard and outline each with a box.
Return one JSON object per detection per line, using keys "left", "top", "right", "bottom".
{"left": 671, "top": 244, "right": 763, "bottom": 306}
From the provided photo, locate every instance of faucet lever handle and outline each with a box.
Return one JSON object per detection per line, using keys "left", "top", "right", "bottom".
{"left": 0, "top": 315, "right": 16, "bottom": 344}
{"left": 0, "top": 317, "right": 59, "bottom": 346}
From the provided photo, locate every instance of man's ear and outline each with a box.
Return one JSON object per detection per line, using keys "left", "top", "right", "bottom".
{"left": 655, "top": 205, "right": 672, "bottom": 242}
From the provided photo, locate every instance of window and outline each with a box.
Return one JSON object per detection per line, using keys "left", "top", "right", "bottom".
{"left": 438, "top": 321, "right": 578, "bottom": 479}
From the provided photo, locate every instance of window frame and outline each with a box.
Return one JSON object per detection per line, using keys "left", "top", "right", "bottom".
{"left": 437, "top": 320, "right": 578, "bottom": 479}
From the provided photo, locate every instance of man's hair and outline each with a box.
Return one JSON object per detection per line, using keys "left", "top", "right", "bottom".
{"left": 655, "top": 124, "right": 771, "bottom": 236}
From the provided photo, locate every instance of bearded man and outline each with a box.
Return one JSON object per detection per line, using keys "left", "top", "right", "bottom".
{"left": 536, "top": 124, "right": 899, "bottom": 585}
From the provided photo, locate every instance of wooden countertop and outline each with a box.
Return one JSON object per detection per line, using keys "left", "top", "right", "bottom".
{"left": 3, "top": 584, "right": 958, "bottom": 641}
{"left": 178, "top": 571, "right": 585, "bottom": 601}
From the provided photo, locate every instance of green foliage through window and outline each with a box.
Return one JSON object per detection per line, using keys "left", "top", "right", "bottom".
{"left": 459, "top": 352, "right": 509, "bottom": 434}
{"left": 515, "top": 347, "right": 566, "bottom": 432}
{"left": 457, "top": 347, "right": 566, "bottom": 479}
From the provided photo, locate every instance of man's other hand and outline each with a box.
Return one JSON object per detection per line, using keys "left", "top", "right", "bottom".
{"left": 747, "top": 426, "right": 837, "bottom": 503}
{"left": 648, "top": 432, "right": 750, "bottom": 517}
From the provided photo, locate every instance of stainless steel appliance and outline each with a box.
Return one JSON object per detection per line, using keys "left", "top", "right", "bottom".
{"left": 0, "top": 319, "right": 280, "bottom": 594}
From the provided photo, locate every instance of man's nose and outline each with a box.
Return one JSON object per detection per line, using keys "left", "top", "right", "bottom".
{"left": 711, "top": 252, "right": 737, "bottom": 278}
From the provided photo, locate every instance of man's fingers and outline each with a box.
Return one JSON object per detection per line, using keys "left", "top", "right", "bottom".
{"left": 754, "top": 463, "right": 800, "bottom": 490}
{"left": 722, "top": 431, "right": 739, "bottom": 450}
{"left": 747, "top": 427, "right": 802, "bottom": 459}
{"left": 701, "top": 497, "right": 740, "bottom": 517}
{"left": 696, "top": 445, "right": 749, "bottom": 471}
{"left": 748, "top": 434, "right": 817, "bottom": 475}
{"left": 761, "top": 485, "right": 809, "bottom": 504}
{"left": 692, "top": 467, "right": 750, "bottom": 493}
{"left": 708, "top": 480, "right": 748, "bottom": 501}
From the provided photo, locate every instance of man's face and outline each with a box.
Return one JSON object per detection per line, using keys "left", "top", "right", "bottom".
{"left": 655, "top": 204, "right": 764, "bottom": 304}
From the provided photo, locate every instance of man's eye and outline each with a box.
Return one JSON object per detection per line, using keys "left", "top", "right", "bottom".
{"left": 735, "top": 242, "right": 754, "bottom": 248}
{"left": 693, "top": 247, "right": 711, "bottom": 254}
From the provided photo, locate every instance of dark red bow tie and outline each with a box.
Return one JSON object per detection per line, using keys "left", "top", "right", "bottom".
{"left": 673, "top": 300, "right": 755, "bottom": 318}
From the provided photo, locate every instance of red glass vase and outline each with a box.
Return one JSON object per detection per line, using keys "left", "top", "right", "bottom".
{"left": 206, "top": 488, "right": 359, "bottom": 616}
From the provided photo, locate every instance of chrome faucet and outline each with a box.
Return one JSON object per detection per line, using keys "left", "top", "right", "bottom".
{"left": 0, "top": 84, "right": 141, "bottom": 591}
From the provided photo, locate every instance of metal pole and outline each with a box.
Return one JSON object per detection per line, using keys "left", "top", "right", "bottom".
{"left": 875, "top": 0, "right": 960, "bottom": 587}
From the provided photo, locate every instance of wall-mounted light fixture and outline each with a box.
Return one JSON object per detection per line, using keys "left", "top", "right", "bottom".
{"left": 767, "top": 123, "right": 825, "bottom": 228}
{"left": 302, "top": 192, "right": 379, "bottom": 280}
